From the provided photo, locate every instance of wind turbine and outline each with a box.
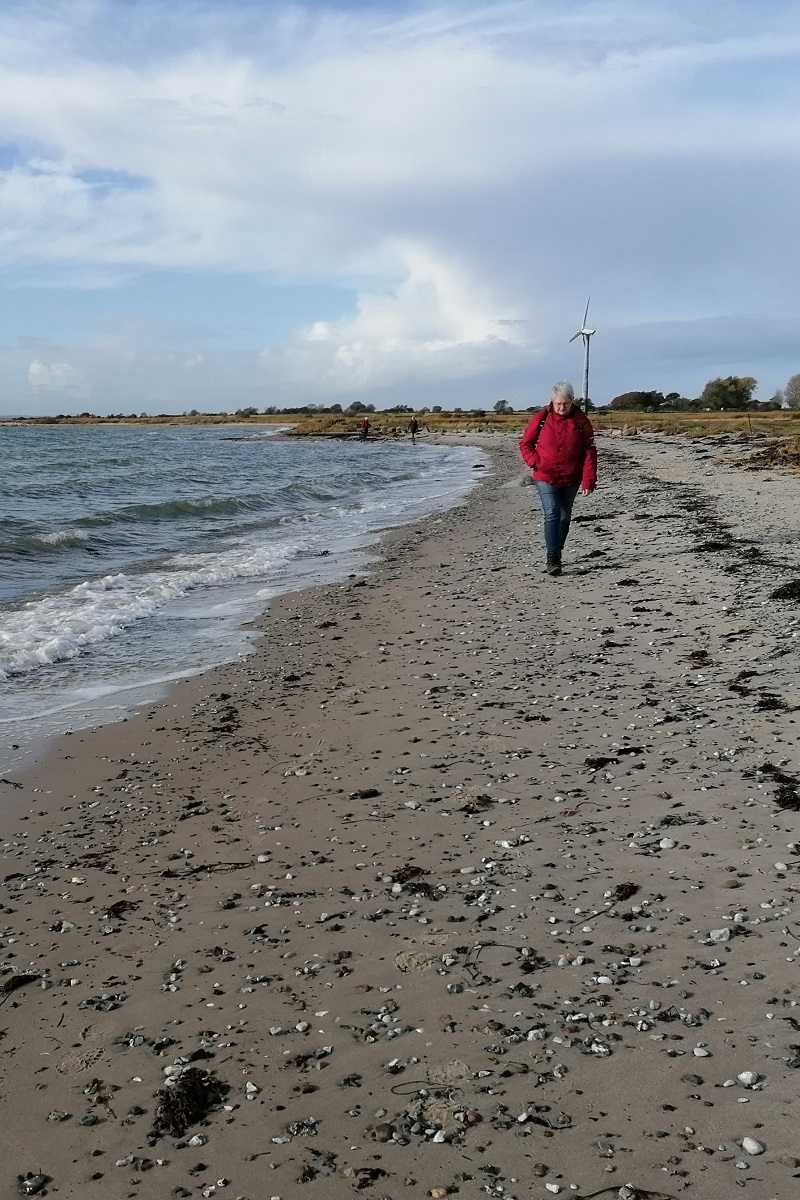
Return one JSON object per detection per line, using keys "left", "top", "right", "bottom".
{"left": 569, "top": 297, "right": 596, "bottom": 413}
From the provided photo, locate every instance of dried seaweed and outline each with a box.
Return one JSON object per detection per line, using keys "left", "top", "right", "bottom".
{"left": 0, "top": 974, "right": 39, "bottom": 1007}
{"left": 771, "top": 581, "right": 800, "bottom": 602}
{"left": 150, "top": 1068, "right": 229, "bottom": 1140}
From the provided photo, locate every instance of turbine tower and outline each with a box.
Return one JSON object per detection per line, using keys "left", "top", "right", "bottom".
{"left": 569, "top": 297, "right": 596, "bottom": 413}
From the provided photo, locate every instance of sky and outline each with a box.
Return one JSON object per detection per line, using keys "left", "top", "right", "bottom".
{"left": 1, "top": 0, "right": 800, "bottom": 415}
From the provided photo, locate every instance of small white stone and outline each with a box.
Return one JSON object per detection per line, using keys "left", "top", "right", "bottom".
{"left": 741, "top": 1136, "right": 765, "bottom": 1156}
{"left": 659, "top": 838, "right": 676, "bottom": 850}
{"left": 693, "top": 1046, "right": 711, "bottom": 1057}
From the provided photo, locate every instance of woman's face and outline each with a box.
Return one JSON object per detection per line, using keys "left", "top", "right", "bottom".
{"left": 552, "top": 393, "right": 574, "bottom": 416}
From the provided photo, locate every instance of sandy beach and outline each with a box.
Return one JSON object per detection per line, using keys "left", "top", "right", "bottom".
{"left": 3, "top": 431, "right": 800, "bottom": 1200}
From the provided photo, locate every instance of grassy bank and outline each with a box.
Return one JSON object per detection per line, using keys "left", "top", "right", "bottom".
{"left": 591, "top": 409, "right": 800, "bottom": 437}
{"left": 295, "top": 408, "right": 800, "bottom": 438}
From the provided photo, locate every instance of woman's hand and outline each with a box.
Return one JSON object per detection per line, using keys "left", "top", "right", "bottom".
{"left": 580, "top": 486, "right": 595, "bottom": 496}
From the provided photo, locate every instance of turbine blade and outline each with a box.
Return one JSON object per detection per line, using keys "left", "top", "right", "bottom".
{"left": 583, "top": 296, "right": 590, "bottom": 328}
{"left": 568, "top": 331, "right": 581, "bottom": 343}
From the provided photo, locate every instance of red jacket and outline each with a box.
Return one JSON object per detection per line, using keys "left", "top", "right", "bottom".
{"left": 519, "top": 405, "right": 597, "bottom": 490}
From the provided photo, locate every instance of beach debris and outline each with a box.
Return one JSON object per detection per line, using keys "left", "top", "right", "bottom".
{"left": 285, "top": 1118, "right": 320, "bottom": 1138}
{"left": 297, "top": 1147, "right": 338, "bottom": 1182}
{"left": 346, "top": 1166, "right": 387, "bottom": 1189}
{"left": 754, "top": 761, "right": 800, "bottom": 811}
{"left": 103, "top": 899, "right": 139, "bottom": 920}
{"left": 16, "top": 1175, "right": 49, "bottom": 1197}
{"left": 79, "top": 992, "right": 128, "bottom": 1012}
{"left": 0, "top": 973, "right": 40, "bottom": 1006}
{"left": 736, "top": 1071, "right": 761, "bottom": 1088}
{"left": 741, "top": 1136, "right": 766, "bottom": 1156}
{"left": 389, "top": 864, "right": 439, "bottom": 899}
{"left": 459, "top": 793, "right": 495, "bottom": 813}
{"left": 395, "top": 949, "right": 438, "bottom": 973}
{"left": 608, "top": 882, "right": 639, "bottom": 903}
{"left": 160, "top": 859, "right": 251, "bottom": 879}
{"left": 113, "top": 1152, "right": 154, "bottom": 1171}
{"left": 770, "top": 580, "right": 800, "bottom": 601}
{"left": 149, "top": 1068, "right": 230, "bottom": 1140}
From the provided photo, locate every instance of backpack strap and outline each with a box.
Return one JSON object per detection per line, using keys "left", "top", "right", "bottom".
{"left": 530, "top": 406, "right": 549, "bottom": 451}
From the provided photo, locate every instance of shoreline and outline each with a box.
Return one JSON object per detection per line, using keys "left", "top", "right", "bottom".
{"left": 3, "top": 433, "right": 800, "bottom": 1199}
{"left": 5, "top": 435, "right": 500, "bottom": 800}
{"left": 1, "top": 436, "right": 491, "bottom": 777}
{"left": 5, "top": 436, "right": 499, "bottom": 794}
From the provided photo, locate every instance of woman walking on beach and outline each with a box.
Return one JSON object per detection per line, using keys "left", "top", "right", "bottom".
{"left": 519, "top": 381, "right": 597, "bottom": 576}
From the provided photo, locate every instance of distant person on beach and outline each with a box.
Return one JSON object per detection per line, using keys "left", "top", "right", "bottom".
{"left": 410, "top": 416, "right": 419, "bottom": 444}
{"left": 519, "top": 381, "right": 597, "bottom": 577}
{"left": 360, "top": 416, "right": 370, "bottom": 442}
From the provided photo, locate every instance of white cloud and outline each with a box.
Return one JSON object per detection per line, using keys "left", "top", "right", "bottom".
{"left": 262, "top": 243, "right": 534, "bottom": 392}
{"left": 0, "top": 0, "right": 799, "bottom": 407}
{"left": 27, "top": 358, "right": 84, "bottom": 390}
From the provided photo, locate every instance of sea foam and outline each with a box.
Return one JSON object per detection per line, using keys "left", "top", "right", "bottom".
{"left": 0, "top": 538, "right": 297, "bottom": 679}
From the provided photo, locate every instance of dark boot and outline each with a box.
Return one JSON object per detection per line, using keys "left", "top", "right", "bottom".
{"left": 546, "top": 554, "right": 562, "bottom": 576}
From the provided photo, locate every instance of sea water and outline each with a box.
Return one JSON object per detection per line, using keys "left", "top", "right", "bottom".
{"left": 0, "top": 424, "right": 488, "bottom": 769}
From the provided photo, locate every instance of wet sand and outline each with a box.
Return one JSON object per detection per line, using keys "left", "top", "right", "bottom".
{"left": 3, "top": 432, "right": 800, "bottom": 1200}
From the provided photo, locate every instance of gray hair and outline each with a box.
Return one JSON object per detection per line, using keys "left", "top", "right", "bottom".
{"left": 550, "top": 381, "right": 574, "bottom": 402}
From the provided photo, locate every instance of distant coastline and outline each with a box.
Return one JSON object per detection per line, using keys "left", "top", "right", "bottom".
{"left": 5, "top": 408, "right": 800, "bottom": 443}
{"left": 0, "top": 413, "right": 292, "bottom": 427}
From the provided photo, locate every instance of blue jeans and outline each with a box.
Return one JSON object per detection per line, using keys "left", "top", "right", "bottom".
{"left": 535, "top": 482, "right": 579, "bottom": 559}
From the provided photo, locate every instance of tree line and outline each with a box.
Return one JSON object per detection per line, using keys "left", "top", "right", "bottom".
{"left": 609, "top": 374, "right": 800, "bottom": 412}
{"left": 18, "top": 374, "right": 800, "bottom": 422}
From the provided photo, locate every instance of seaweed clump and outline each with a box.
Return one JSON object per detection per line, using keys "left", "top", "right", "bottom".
{"left": 150, "top": 1068, "right": 229, "bottom": 1140}
{"left": 759, "top": 762, "right": 800, "bottom": 812}
{"left": 770, "top": 581, "right": 800, "bottom": 602}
